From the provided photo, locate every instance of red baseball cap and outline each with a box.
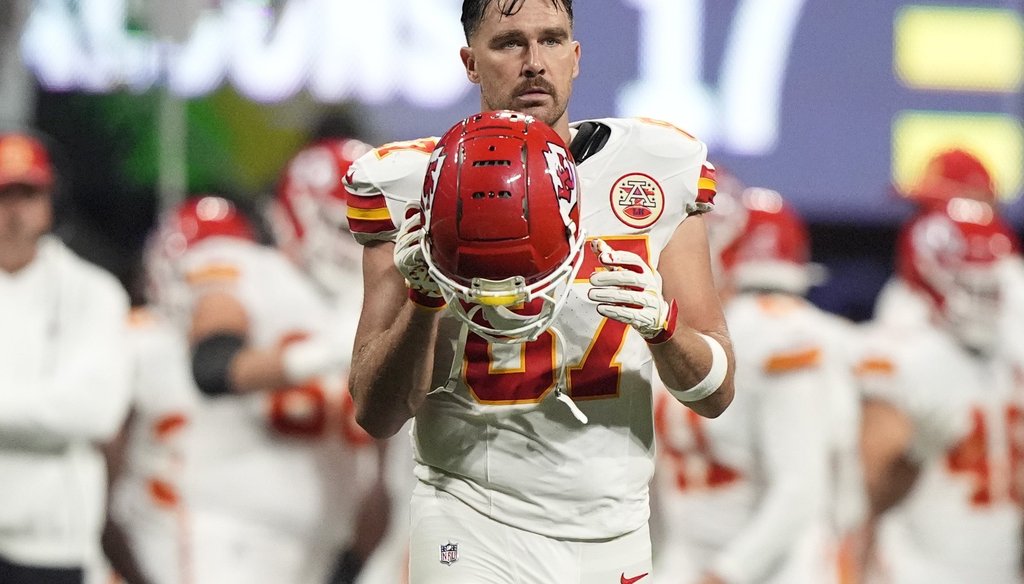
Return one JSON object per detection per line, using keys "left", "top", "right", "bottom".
{"left": 0, "top": 133, "right": 54, "bottom": 190}
{"left": 905, "top": 148, "right": 996, "bottom": 206}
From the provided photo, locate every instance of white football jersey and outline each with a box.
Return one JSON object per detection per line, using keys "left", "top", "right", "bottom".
{"left": 0, "top": 236, "right": 131, "bottom": 567}
{"left": 345, "top": 117, "right": 715, "bottom": 540}
{"left": 651, "top": 293, "right": 842, "bottom": 584}
{"left": 858, "top": 320, "right": 1024, "bottom": 584}
{"left": 114, "top": 239, "right": 372, "bottom": 583}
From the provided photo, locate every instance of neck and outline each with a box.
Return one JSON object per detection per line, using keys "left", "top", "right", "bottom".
{"left": 552, "top": 115, "right": 571, "bottom": 145}
{"left": 0, "top": 241, "right": 39, "bottom": 274}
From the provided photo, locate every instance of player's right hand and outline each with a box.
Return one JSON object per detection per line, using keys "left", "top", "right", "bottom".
{"left": 393, "top": 205, "right": 444, "bottom": 305}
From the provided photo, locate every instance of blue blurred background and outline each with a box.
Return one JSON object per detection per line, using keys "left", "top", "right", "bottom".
{"left": 1, "top": 0, "right": 1021, "bottom": 321}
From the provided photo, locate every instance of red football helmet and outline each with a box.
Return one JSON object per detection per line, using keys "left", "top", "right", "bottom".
{"left": 709, "top": 187, "right": 824, "bottom": 294}
{"left": 420, "top": 110, "right": 585, "bottom": 343}
{"left": 269, "top": 138, "right": 372, "bottom": 295}
{"left": 898, "top": 197, "right": 1018, "bottom": 352}
{"left": 144, "top": 195, "right": 256, "bottom": 322}
{"left": 905, "top": 148, "right": 997, "bottom": 206}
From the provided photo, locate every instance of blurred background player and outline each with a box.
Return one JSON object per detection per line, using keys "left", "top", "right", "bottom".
{"left": 874, "top": 147, "right": 1023, "bottom": 334}
{"left": 268, "top": 134, "right": 407, "bottom": 584}
{"left": 103, "top": 193, "right": 386, "bottom": 584}
{"left": 857, "top": 197, "right": 1024, "bottom": 584}
{"left": 651, "top": 186, "right": 864, "bottom": 584}
{"left": 0, "top": 130, "right": 132, "bottom": 584}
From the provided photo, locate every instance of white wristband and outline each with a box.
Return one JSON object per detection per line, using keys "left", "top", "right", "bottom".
{"left": 282, "top": 336, "right": 348, "bottom": 385}
{"left": 667, "top": 333, "right": 728, "bottom": 403}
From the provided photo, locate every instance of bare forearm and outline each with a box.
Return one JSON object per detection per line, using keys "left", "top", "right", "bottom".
{"left": 650, "top": 328, "right": 734, "bottom": 417}
{"left": 229, "top": 346, "right": 288, "bottom": 393}
{"left": 350, "top": 304, "right": 440, "bottom": 438}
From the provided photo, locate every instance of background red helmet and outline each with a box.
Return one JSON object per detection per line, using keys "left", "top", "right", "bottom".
{"left": 710, "top": 187, "right": 824, "bottom": 295}
{"left": 421, "top": 110, "right": 584, "bottom": 342}
{"left": 269, "top": 138, "right": 372, "bottom": 295}
{"left": 171, "top": 195, "right": 255, "bottom": 247}
{"left": 904, "top": 148, "right": 997, "bottom": 207}
{"left": 897, "top": 197, "right": 1018, "bottom": 352}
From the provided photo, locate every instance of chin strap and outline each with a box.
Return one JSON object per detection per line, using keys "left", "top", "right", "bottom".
{"left": 548, "top": 325, "right": 588, "bottom": 424}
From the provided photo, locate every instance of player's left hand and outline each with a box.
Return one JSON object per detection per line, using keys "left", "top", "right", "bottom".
{"left": 587, "top": 238, "right": 677, "bottom": 343}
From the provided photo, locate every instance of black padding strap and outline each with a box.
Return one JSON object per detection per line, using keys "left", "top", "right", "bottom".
{"left": 569, "top": 121, "right": 611, "bottom": 164}
{"left": 191, "top": 333, "right": 245, "bottom": 397}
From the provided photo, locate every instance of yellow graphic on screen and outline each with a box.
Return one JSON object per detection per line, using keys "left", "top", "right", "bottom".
{"left": 894, "top": 6, "right": 1023, "bottom": 92}
{"left": 892, "top": 112, "right": 1023, "bottom": 202}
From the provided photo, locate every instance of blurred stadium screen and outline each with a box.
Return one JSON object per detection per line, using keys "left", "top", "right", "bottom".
{"left": 15, "top": 0, "right": 1024, "bottom": 225}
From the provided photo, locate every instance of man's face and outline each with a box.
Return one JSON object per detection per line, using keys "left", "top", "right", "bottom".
{"left": 0, "top": 184, "right": 52, "bottom": 248}
{"left": 461, "top": 0, "right": 580, "bottom": 133}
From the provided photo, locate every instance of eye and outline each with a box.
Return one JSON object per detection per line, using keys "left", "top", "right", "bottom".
{"left": 500, "top": 39, "right": 523, "bottom": 49}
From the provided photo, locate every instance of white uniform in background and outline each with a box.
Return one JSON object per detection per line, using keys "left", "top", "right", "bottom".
{"left": 113, "top": 236, "right": 372, "bottom": 584}
{"left": 346, "top": 117, "right": 715, "bottom": 582}
{"left": 107, "top": 308, "right": 199, "bottom": 584}
{"left": 860, "top": 321, "right": 1024, "bottom": 584}
{"left": 819, "top": 312, "right": 868, "bottom": 584}
{"left": 652, "top": 292, "right": 837, "bottom": 584}
{"left": 0, "top": 236, "right": 131, "bottom": 569}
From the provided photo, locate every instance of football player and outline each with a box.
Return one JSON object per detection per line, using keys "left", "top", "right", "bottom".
{"left": 874, "top": 148, "right": 1020, "bottom": 335}
{"left": 651, "top": 187, "right": 863, "bottom": 584}
{"left": 342, "top": 1, "right": 736, "bottom": 581}
{"left": 858, "top": 198, "right": 1024, "bottom": 584}
{"left": 270, "top": 137, "right": 402, "bottom": 584}
{"left": 0, "top": 131, "right": 132, "bottom": 584}
{"left": 104, "top": 195, "right": 381, "bottom": 584}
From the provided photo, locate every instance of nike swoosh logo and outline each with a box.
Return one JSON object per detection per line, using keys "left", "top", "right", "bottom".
{"left": 621, "top": 572, "right": 649, "bottom": 584}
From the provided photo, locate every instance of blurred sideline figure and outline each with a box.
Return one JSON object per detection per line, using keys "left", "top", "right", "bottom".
{"left": 0, "top": 130, "right": 132, "bottom": 583}
{"left": 269, "top": 136, "right": 403, "bottom": 584}
{"left": 101, "top": 194, "right": 383, "bottom": 584}
{"left": 858, "top": 198, "right": 1024, "bottom": 584}
{"left": 651, "top": 186, "right": 864, "bottom": 584}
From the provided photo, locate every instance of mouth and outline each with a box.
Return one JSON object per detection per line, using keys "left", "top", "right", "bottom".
{"left": 514, "top": 81, "right": 553, "bottom": 101}
{"left": 514, "top": 90, "right": 551, "bottom": 106}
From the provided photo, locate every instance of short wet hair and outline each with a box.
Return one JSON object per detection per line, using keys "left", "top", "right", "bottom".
{"left": 461, "top": 0, "right": 574, "bottom": 42}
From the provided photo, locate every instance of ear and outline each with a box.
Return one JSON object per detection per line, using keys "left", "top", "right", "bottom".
{"left": 460, "top": 46, "right": 480, "bottom": 84}
{"left": 571, "top": 40, "right": 581, "bottom": 80}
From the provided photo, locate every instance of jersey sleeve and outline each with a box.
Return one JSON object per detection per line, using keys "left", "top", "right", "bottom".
{"left": 694, "top": 160, "right": 717, "bottom": 214}
{"left": 343, "top": 137, "right": 437, "bottom": 245}
{"left": 632, "top": 118, "right": 715, "bottom": 216}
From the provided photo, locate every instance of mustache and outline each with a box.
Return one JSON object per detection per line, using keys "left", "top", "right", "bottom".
{"left": 514, "top": 78, "right": 556, "bottom": 96}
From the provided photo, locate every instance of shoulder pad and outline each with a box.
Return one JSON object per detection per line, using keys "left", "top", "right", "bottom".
{"left": 344, "top": 137, "right": 438, "bottom": 244}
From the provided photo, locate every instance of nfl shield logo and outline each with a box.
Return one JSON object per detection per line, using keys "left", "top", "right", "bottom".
{"left": 439, "top": 541, "right": 459, "bottom": 566}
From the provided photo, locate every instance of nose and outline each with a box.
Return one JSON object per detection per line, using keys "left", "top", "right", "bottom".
{"left": 522, "top": 43, "right": 545, "bottom": 78}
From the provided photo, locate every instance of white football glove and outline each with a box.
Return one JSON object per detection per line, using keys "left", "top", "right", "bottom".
{"left": 587, "top": 238, "right": 678, "bottom": 342}
{"left": 393, "top": 205, "right": 443, "bottom": 304}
